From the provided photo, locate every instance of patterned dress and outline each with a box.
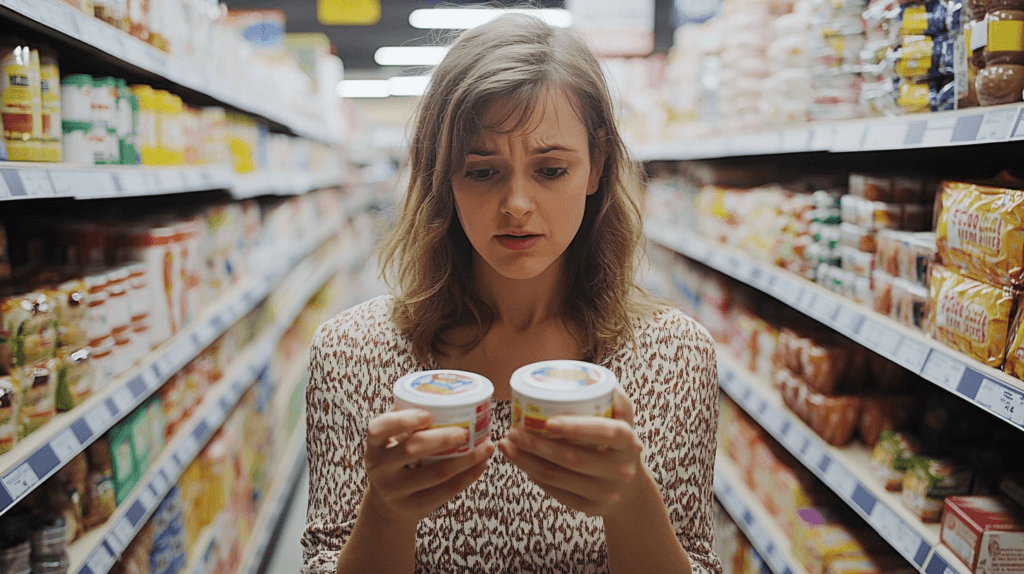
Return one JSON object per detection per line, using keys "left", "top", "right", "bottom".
{"left": 301, "top": 295, "right": 722, "bottom": 574}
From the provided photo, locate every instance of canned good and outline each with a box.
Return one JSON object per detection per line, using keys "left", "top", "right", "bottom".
{"left": 510, "top": 360, "right": 617, "bottom": 432}
{"left": 0, "top": 42, "right": 35, "bottom": 161}
{"left": 38, "top": 47, "right": 61, "bottom": 162}
{"left": 393, "top": 370, "right": 494, "bottom": 462}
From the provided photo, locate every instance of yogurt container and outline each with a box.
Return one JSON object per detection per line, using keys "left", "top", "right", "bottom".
{"left": 511, "top": 360, "right": 617, "bottom": 432}
{"left": 393, "top": 370, "right": 493, "bottom": 462}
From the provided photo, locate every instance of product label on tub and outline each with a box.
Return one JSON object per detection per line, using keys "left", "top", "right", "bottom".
{"left": 529, "top": 366, "right": 601, "bottom": 389}
{"left": 410, "top": 372, "right": 479, "bottom": 395}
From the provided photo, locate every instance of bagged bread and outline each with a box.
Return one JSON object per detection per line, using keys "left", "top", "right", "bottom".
{"left": 935, "top": 181, "right": 1024, "bottom": 288}
{"left": 926, "top": 264, "right": 1015, "bottom": 368}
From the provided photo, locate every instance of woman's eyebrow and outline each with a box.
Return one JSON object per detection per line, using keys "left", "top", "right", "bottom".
{"left": 532, "top": 145, "right": 577, "bottom": 154}
{"left": 467, "top": 148, "right": 496, "bottom": 157}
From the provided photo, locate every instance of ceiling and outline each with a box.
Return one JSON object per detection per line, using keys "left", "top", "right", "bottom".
{"left": 223, "top": 0, "right": 677, "bottom": 77}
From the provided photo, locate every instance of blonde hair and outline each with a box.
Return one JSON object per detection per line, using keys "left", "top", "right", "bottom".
{"left": 377, "top": 13, "right": 668, "bottom": 364}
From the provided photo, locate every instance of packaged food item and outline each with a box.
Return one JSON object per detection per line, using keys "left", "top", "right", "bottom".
{"left": 872, "top": 271, "right": 896, "bottom": 315}
{"left": 114, "top": 79, "right": 137, "bottom": 165}
{"left": 90, "top": 77, "right": 118, "bottom": 165}
{"left": 840, "top": 246, "right": 875, "bottom": 277}
{"left": 121, "top": 225, "right": 180, "bottom": 345}
{"left": 511, "top": 361, "right": 616, "bottom": 434}
{"left": 0, "top": 41, "right": 36, "bottom": 161}
{"left": 985, "top": 9, "right": 1024, "bottom": 65}
{"left": 872, "top": 431, "right": 921, "bottom": 490}
{"left": 0, "top": 376, "right": 18, "bottom": 455}
{"left": 393, "top": 370, "right": 493, "bottom": 462}
{"left": 899, "top": 0, "right": 953, "bottom": 37}
{"left": 800, "top": 339, "right": 851, "bottom": 395}
{"left": 859, "top": 396, "right": 916, "bottom": 447}
{"left": 1, "top": 292, "right": 57, "bottom": 372}
{"left": 129, "top": 85, "right": 158, "bottom": 165}
{"left": 29, "top": 514, "right": 70, "bottom": 572}
{"left": 108, "top": 414, "right": 140, "bottom": 505}
{"left": 48, "top": 278, "right": 87, "bottom": 349}
{"left": 936, "top": 181, "right": 1024, "bottom": 288}
{"left": 50, "top": 452, "right": 87, "bottom": 542}
{"left": 16, "top": 361, "right": 56, "bottom": 439}
{"left": 896, "top": 34, "right": 956, "bottom": 80}
{"left": 849, "top": 175, "right": 893, "bottom": 202}
{"left": 807, "top": 392, "right": 862, "bottom": 447}
{"left": 83, "top": 438, "right": 116, "bottom": 529}
{"left": 55, "top": 347, "right": 91, "bottom": 411}
{"left": 89, "top": 338, "right": 115, "bottom": 392}
{"left": 977, "top": 63, "right": 1024, "bottom": 104}
{"left": 825, "top": 555, "right": 917, "bottom": 574}
{"left": 902, "top": 456, "right": 975, "bottom": 522}
{"left": 941, "top": 496, "right": 1024, "bottom": 572}
{"left": 1007, "top": 309, "right": 1024, "bottom": 380}
{"left": 127, "top": 0, "right": 149, "bottom": 42}
{"left": 926, "top": 265, "right": 1014, "bottom": 368}
{"left": 891, "top": 278, "right": 928, "bottom": 329}
{"left": 797, "top": 524, "right": 867, "bottom": 574}
{"left": 898, "top": 76, "right": 956, "bottom": 112}
{"left": 897, "top": 232, "right": 936, "bottom": 286}
{"left": 37, "top": 47, "right": 61, "bottom": 163}
{"left": 840, "top": 223, "right": 877, "bottom": 252}
{"left": 859, "top": 200, "right": 903, "bottom": 230}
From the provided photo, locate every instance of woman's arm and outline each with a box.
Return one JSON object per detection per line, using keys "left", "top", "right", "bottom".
{"left": 604, "top": 467, "right": 692, "bottom": 573}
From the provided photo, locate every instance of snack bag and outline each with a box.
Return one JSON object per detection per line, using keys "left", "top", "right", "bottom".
{"left": 926, "top": 265, "right": 1015, "bottom": 368}
{"left": 936, "top": 182, "right": 1024, "bottom": 288}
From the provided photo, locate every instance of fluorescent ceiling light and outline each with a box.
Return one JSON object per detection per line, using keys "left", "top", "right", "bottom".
{"left": 388, "top": 75, "right": 431, "bottom": 97}
{"left": 374, "top": 46, "right": 449, "bottom": 66}
{"left": 339, "top": 79, "right": 390, "bottom": 98}
{"left": 409, "top": 8, "right": 573, "bottom": 29}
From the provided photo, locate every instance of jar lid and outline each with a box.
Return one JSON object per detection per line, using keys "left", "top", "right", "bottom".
{"left": 510, "top": 360, "right": 617, "bottom": 402}
{"left": 393, "top": 370, "right": 494, "bottom": 408}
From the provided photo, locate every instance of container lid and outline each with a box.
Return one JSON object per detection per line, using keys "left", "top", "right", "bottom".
{"left": 393, "top": 370, "right": 494, "bottom": 408}
{"left": 510, "top": 360, "right": 617, "bottom": 402}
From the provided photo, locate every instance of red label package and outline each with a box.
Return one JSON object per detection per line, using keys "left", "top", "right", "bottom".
{"left": 941, "top": 496, "right": 1024, "bottom": 573}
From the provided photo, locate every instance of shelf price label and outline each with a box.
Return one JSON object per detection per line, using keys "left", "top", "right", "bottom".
{"left": 824, "top": 461, "right": 859, "bottom": 499}
{"left": 894, "top": 338, "right": 929, "bottom": 374}
{"left": 109, "top": 516, "right": 135, "bottom": 553}
{"left": 1, "top": 463, "right": 39, "bottom": 500}
{"left": 975, "top": 379, "right": 1024, "bottom": 425}
{"left": 49, "top": 429, "right": 81, "bottom": 463}
{"left": 921, "top": 351, "right": 967, "bottom": 392}
{"left": 869, "top": 503, "right": 926, "bottom": 564}
{"left": 834, "top": 306, "right": 863, "bottom": 336}
{"left": 85, "top": 545, "right": 115, "bottom": 574}
{"left": 17, "top": 170, "right": 54, "bottom": 197}
{"left": 84, "top": 405, "right": 114, "bottom": 436}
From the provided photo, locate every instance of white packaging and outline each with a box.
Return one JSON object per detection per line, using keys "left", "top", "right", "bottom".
{"left": 510, "top": 360, "right": 617, "bottom": 432}
{"left": 393, "top": 370, "right": 494, "bottom": 462}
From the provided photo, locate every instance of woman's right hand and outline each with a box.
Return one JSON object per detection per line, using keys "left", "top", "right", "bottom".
{"left": 361, "top": 408, "right": 495, "bottom": 526}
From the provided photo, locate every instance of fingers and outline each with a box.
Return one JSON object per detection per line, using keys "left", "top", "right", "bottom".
{"left": 542, "top": 417, "right": 643, "bottom": 454}
{"left": 611, "top": 386, "right": 635, "bottom": 425}
{"left": 366, "top": 409, "right": 433, "bottom": 448}
{"left": 498, "top": 439, "right": 614, "bottom": 505}
{"left": 503, "top": 427, "right": 608, "bottom": 477}
{"left": 400, "top": 441, "right": 495, "bottom": 501}
{"left": 366, "top": 425, "right": 470, "bottom": 471}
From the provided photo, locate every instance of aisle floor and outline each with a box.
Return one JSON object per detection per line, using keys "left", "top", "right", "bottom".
{"left": 264, "top": 463, "right": 310, "bottom": 574}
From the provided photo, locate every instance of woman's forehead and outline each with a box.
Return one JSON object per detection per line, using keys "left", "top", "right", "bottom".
{"left": 471, "top": 89, "right": 587, "bottom": 147}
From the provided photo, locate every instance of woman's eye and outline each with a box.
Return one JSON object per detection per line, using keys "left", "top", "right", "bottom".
{"left": 539, "top": 167, "right": 568, "bottom": 179}
{"left": 465, "top": 169, "right": 495, "bottom": 180}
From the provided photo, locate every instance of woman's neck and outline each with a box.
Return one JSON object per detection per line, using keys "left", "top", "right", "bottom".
{"left": 473, "top": 253, "right": 565, "bottom": 332}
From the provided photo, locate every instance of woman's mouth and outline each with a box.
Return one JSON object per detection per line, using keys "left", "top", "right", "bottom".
{"left": 496, "top": 234, "right": 541, "bottom": 251}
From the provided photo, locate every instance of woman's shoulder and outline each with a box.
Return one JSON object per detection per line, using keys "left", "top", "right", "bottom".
{"left": 630, "top": 306, "right": 715, "bottom": 353}
{"left": 310, "top": 294, "right": 410, "bottom": 365}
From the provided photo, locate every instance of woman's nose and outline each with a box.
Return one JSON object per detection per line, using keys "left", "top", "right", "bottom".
{"left": 501, "top": 173, "right": 533, "bottom": 217}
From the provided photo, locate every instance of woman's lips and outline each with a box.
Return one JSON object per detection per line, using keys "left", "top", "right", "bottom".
{"left": 496, "top": 235, "right": 541, "bottom": 251}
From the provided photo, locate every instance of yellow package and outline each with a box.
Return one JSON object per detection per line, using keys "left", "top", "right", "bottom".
{"left": 826, "top": 555, "right": 917, "bottom": 574}
{"left": 927, "top": 265, "right": 1015, "bottom": 368}
{"left": 792, "top": 508, "right": 846, "bottom": 567}
{"left": 1007, "top": 308, "right": 1024, "bottom": 380}
{"left": 936, "top": 181, "right": 1024, "bottom": 288}
{"left": 800, "top": 524, "right": 867, "bottom": 574}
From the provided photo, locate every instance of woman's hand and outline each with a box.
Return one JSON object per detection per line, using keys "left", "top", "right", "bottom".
{"left": 361, "top": 408, "right": 495, "bottom": 527}
{"left": 498, "top": 386, "right": 648, "bottom": 519}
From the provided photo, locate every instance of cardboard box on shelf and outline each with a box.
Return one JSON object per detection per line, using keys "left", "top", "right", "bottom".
{"left": 941, "top": 496, "right": 1024, "bottom": 573}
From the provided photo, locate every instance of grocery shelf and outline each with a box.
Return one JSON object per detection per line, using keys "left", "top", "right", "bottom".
{"left": 634, "top": 103, "right": 1024, "bottom": 161}
{"left": 67, "top": 243, "right": 363, "bottom": 574}
{"left": 716, "top": 352, "right": 970, "bottom": 574}
{"left": 714, "top": 454, "right": 802, "bottom": 574}
{"left": 0, "top": 0, "right": 340, "bottom": 146}
{"left": 234, "top": 426, "right": 307, "bottom": 574}
{"left": 0, "top": 163, "right": 346, "bottom": 201}
{"left": 646, "top": 222, "right": 1024, "bottom": 435}
{"left": 0, "top": 215, "right": 348, "bottom": 520}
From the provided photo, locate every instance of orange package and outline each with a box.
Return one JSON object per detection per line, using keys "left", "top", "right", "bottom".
{"left": 927, "top": 265, "right": 1016, "bottom": 368}
{"left": 807, "top": 392, "right": 862, "bottom": 447}
{"left": 936, "top": 181, "right": 1024, "bottom": 288}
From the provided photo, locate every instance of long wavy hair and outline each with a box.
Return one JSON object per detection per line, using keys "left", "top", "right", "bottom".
{"left": 377, "top": 13, "right": 668, "bottom": 365}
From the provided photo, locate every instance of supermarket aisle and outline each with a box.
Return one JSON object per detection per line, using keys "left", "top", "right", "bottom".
{"left": 265, "top": 465, "right": 310, "bottom": 574}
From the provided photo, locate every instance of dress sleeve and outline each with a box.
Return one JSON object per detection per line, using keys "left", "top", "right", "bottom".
{"left": 300, "top": 320, "right": 369, "bottom": 573}
{"left": 650, "top": 313, "right": 722, "bottom": 574}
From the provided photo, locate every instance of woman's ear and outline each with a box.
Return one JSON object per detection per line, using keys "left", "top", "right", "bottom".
{"left": 587, "top": 129, "right": 609, "bottom": 196}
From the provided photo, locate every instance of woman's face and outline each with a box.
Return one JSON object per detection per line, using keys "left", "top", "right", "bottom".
{"left": 452, "top": 88, "right": 603, "bottom": 281}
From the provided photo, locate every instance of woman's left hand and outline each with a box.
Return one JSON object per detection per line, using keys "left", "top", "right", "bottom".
{"left": 498, "top": 386, "right": 648, "bottom": 519}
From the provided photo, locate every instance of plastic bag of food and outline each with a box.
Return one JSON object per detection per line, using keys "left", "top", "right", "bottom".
{"left": 871, "top": 431, "right": 921, "bottom": 490}
{"left": 936, "top": 181, "right": 1024, "bottom": 288}
{"left": 807, "top": 392, "right": 862, "bottom": 447}
{"left": 926, "top": 264, "right": 1015, "bottom": 368}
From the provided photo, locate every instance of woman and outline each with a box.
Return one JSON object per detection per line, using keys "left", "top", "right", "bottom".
{"left": 301, "top": 13, "right": 721, "bottom": 574}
